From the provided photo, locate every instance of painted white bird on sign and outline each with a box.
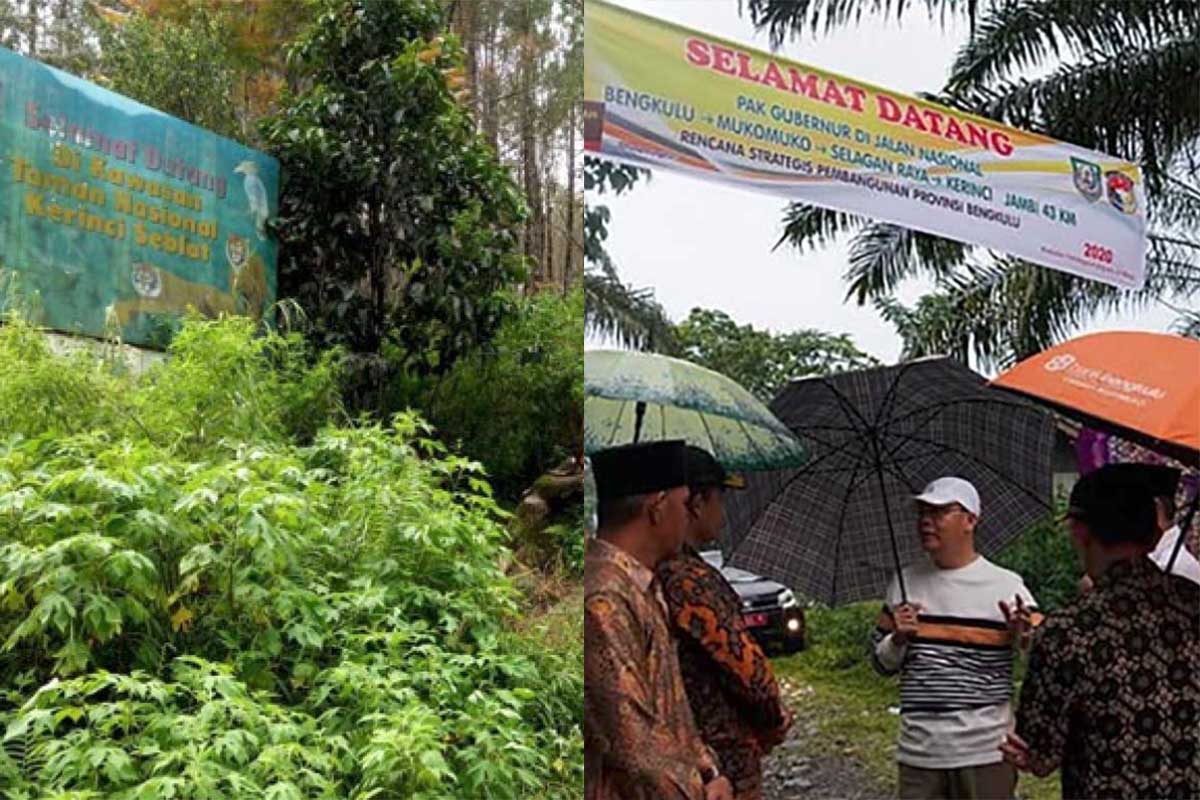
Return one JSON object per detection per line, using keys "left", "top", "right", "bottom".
{"left": 234, "top": 160, "right": 269, "bottom": 240}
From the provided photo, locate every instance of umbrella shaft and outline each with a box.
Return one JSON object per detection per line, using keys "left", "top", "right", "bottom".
{"left": 1166, "top": 492, "right": 1199, "bottom": 573}
{"left": 634, "top": 401, "right": 647, "bottom": 443}
{"left": 870, "top": 436, "right": 909, "bottom": 604}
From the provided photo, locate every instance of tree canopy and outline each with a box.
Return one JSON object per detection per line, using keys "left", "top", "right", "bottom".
{"left": 675, "top": 307, "right": 878, "bottom": 402}
{"left": 262, "top": 0, "right": 528, "bottom": 383}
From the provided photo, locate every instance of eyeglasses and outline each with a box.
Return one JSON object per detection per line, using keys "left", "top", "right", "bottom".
{"left": 916, "top": 504, "right": 965, "bottom": 519}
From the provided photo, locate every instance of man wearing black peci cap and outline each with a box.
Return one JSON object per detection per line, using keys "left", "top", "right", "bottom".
{"left": 1078, "top": 464, "right": 1200, "bottom": 590}
{"left": 584, "top": 440, "right": 734, "bottom": 800}
{"left": 1002, "top": 464, "right": 1200, "bottom": 799}
{"left": 1129, "top": 464, "right": 1200, "bottom": 585}
{"left": 657, "top": 446, "right": 792, "bottom": 800}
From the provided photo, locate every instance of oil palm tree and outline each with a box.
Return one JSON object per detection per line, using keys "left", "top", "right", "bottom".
{"left": 583, "top": 157, "right": 677, "bottom": 351}
{"left": 743, "top": 0, "right": 1200, "bottom": 368}
{"left": 583, "top": 261, "right": 676, "bottom": 351}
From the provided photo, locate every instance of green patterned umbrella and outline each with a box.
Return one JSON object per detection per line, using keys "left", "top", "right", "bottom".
{"left": 584, "top": 349, "right": 809, "bottom": 471}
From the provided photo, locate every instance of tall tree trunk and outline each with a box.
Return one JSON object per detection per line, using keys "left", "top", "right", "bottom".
{"left": 522, "top": 130, "right": 540, "bottom": 283}
{"left": 542, "top": 123, "right": 556, "bottom": 285}
{"left": 446, "top": 0, "right": 479, "bottom": 124}
{"left": 563, "top": 100, "right": 576, "bottom": 293}
{"left": 25, "top": 0, "right": 39, "bottom": 56}
{"left": 544, "top": 167, "right": 555, "bottom": 288}
{"left": 464, "top": 1, "right": 480, "bottom": 123}
{"left": 369, "top": 248, "right": 385, "bottom": 355}
{"left": 365, "top": 191, "right": 389, "bottom": 354}
{"left": 481, "top": 3, "right": 500, "bottom": 153}
{"left": 241, "top": 8, "right": 254, "bottom": 141}
{"left": 520, "top": 3, "right": 542, "bottom": 284}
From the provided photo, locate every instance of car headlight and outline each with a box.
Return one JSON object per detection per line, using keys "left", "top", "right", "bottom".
{"left": 778, "top": 589, "right": 797, "bottom": 608}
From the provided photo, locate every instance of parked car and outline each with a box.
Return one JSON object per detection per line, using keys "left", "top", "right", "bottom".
{"left": 701, "top": 549, "right": 805, "bottom": 654}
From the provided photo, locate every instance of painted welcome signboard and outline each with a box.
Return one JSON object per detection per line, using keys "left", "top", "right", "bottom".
{"left": 0, "top": 45, "right": 279, "bottom": 348}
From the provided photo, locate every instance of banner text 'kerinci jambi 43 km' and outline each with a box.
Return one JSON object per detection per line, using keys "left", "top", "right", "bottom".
{"left": 584, "top": 0, "right": 1147, "bottom": 289}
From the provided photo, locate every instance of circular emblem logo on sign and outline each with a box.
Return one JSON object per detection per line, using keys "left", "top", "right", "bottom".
{"left": 1105, "top": 171, "right": 1137, "bottom": 215}
{"left": 1045, "top": 354, "right": 1076, "bottom": 372}
{"left": 131, "top": 262, "right": 163, "bottom": 298}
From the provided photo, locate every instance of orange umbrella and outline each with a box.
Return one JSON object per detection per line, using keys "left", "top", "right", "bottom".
{"left": 991, "top": 332, "right": 1200, "bottom": 467}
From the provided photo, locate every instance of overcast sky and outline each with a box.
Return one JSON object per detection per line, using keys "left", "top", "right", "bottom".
{"left": 587, "top": 0, "right": 1180, "bottom": 371}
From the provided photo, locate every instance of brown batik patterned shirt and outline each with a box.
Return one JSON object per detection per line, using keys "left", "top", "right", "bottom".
{"left": 658, "top": 547, "right": 788, "bottom": 800}
{"left": 584, "top": 538, "right": 718, "bottom": 800}
{"left": 1016, "top": 556, "right": 1200, "bottom": 800}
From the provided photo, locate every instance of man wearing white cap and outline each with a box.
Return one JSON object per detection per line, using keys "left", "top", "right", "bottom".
{"left": 871, "top": 476, "right": 1040, "bottom": 800}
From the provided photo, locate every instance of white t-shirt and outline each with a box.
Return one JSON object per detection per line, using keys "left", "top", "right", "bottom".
{"left": 1149, "top": 525, "right": 1200, "bottom": 585}
{"left": 871, "top": 555, "right": 1036, "bottom": 769}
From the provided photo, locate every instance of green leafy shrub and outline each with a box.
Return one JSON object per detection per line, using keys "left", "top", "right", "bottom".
{"left": 994, "top": 498, "right": 1082, "bottom": 614}
{"left": 134, "top": 315, "right": 346, "bottom": 452}
{"left": 800, "top": 602, "right": 881, "bottom": 672}
{"left": 0, "top": 317, "right": 581, "bottom": 799}
{"left": 412, "top": 289, "right": 584, "bottom": 500}
{"left": 0, "top": 314, "right": 344, "bottom": 452}
{"left": 0, "top": 317, "right": 129, "bottom": 440}
{"left": 541, "top": 523, "right": 585, "bottom": 577}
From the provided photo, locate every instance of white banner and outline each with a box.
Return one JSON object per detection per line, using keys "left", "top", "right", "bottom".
{"left": 585, "top": 0, "right": 1148, "bottom": 289}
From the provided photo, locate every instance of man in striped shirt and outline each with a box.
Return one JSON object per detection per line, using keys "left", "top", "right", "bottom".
{"left": 871, "top": 477, "right": 1039, "bottom": 800}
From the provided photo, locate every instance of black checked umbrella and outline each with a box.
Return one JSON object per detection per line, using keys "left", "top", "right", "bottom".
{"left": 722, "top": 357, "right": 1056, "bottom": 605}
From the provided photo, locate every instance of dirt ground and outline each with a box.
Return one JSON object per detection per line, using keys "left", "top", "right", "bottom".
{"left": 762, "top": 681, "right": 895, "bottom": 800}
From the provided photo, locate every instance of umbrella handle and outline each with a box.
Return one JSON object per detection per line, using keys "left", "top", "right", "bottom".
{"left": 1165, "top": 491, "right": 1199, "bottom": 574}
{"left": 633, "top": 401, "right": 647, "bottom": 443}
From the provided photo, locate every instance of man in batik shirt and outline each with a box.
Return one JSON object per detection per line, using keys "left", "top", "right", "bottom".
{"left": 1003, "top": 465, "right": 1200, "bottom": 799}
{"left": 584, "top": 440, "right": 734, "bottom": 800}
{"left": 658, "top": 447, "right": 792, "bottom": 800}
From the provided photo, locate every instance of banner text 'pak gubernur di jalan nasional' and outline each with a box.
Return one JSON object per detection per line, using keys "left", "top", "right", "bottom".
{"left": 0, "top": 45, "right": 279, "bottom": 348}
{"left": 584, "top": 0, "right": 1147, "bottom": 290}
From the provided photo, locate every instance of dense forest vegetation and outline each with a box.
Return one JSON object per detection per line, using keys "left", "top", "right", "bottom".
{"left": 0, "top": 0, "right": 585, "bottom": 796}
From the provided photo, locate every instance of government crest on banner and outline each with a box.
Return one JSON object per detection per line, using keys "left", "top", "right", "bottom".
{"left": 1106, "top": 170, "right": 1138, "bottom": 215}
{"left": 1071, "top": 157, "right": 1102, "bottom": 202}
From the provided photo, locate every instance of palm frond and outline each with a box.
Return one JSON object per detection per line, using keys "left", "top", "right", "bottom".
{"left": 946, "top": 0, "right": 1196, "bottom": 93}
{"left": 957, "top": 37, "right": 1200, "bottom": 191}
{"left": 777, "top": 203, "right": 863, "bottom": 252}
{"left": 1146, "top": 233, "right": 1200, "bottom": 294}
{"left": 873, "top": 295, "right": 971, "bottom": 362}
{"left": 935, "top": 256, "right": 1174, "bottom": 368}
{"left": 844, "top": 223, "right": 970, "bottom": 303}
{"left": 583, "top": 269, "right": 677, "bottom": 353}
{"left": 1172, "top": 309, "right": 1200, "bottom": 339}
{"left": 885, "top": 229, "right": 1200, "bottom": 370}
{"left": 1152, "top": 174, "right": 1200, "bottom": 232}
{"left": 741, "top": 0, "right": 981, "bottom": 47}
